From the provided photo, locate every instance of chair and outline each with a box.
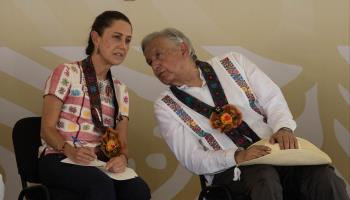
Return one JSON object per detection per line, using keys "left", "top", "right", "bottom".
{"left": 198, "top": 175, "right": 250, "bottom": 200}
{"left": 12, "top": 117, "right": 80, "bottom": 200}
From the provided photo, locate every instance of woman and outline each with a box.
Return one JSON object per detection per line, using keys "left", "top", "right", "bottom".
{"left": 38, "top": 11, "right": 151, "bottom": 200}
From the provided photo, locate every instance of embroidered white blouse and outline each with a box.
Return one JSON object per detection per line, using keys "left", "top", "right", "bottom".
{"left": 154, "top": 52, "right": 296, "bottom": 184}
{"left": 39, "top": 61, "right": 129, "bottom": 155}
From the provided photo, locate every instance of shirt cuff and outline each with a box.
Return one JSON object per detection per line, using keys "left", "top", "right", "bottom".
{"left": 272, "top": 121, "right": 297, "bottom": 133}
{"left": 224, "top": 148, "right": 237, "bottom": 168}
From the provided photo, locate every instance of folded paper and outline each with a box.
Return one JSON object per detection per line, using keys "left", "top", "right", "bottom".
{"left": 238, "top": 137, "right": 332, "bottom": 166}
{"left": 61, "top": 158, "right": 138, "bottom": 180}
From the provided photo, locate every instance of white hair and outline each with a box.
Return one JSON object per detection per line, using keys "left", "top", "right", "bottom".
{"left": 141, "top": 28, "right": 197, "bottom": 61}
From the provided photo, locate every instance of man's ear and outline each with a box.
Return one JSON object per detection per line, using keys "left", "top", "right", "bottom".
{"left": 179, "top": 42, "right": 189, "bottom": 57}
{"left": 91, "top": 31, "right": 100, "bottom": 46}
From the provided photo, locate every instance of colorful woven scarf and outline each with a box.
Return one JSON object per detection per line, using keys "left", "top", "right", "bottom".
{"left": 170, "top": 60, "right": 260, "bottom": 148}
{"left": 81, "top": 56, "right": 118, "bottom": 134}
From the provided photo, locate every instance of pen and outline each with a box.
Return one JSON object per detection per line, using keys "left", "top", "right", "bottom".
{"left": 71, "top": 136, "right": 85, "bottom": 148}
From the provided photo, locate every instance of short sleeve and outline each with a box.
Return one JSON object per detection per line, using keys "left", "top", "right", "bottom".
{"left": 113, "top": 80, "right": 129, "bottom": 118}
{"left": 44, "top": 64, "right": 71, "bottom": 101}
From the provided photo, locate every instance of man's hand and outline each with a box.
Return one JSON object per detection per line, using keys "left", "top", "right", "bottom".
{"left": 269, "top": 128, "right": 298, "bottom": 150}
{"left": 234, "top": 145, "right": 271, "bottom": 164}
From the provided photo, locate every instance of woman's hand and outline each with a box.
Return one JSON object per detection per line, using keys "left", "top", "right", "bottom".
{"left": 105, "top": 154, "right": 127, "bottom": 173}
{"left": 234, "top": 145, "right": 271, "bottom": 164}
{"left": 269, "top": 128, "right": 298, "bottom": 150}
{"left": 64, "top": 145, "right": 96, "bottom": 165}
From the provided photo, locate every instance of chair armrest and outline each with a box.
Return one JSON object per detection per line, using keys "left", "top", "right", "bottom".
{"left": 199, "top": 184, "right": 233, "bottom": 200}
{"left": 18, "top": 184, "right": 50, "bottom": 200}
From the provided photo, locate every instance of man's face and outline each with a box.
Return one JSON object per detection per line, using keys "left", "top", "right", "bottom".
{"left": 143, "top": 37, "right": 185, "bottom": 86}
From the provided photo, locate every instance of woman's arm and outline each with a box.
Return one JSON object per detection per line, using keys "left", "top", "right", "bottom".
{"left": 41, "top": 95, "right": 66, "bottom": 152}
{"left": 105, "top": 116, "right": 128, "bottom": 173}
{"left": 41, "top": 95, "right": 96, "bottom": 164}
{"left": 116, "top": 116, "right": 129, "bottom": 157}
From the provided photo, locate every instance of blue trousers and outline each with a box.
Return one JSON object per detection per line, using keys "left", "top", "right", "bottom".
{"left": 39, "top": 154, "right": 151, "bottom": 200}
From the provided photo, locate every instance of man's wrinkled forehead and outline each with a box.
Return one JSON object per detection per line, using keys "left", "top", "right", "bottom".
{"left": 144, "top": 37, "right": 166, "bottom": 55}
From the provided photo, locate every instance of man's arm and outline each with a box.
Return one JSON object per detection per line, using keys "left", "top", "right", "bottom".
{"left": 155, "top": 100, "right": 238, "bottom": 175}
{"left": 236, "top": 53, "right": 297, "bottom": 149}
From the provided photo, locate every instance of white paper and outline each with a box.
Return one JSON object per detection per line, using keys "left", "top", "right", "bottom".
{"left": 61, "top": 158, "right": 106, "bottom": 167}
{"left": 61, "top": 158, "right": 138, "bottom": 180}
{"left": 97, "top": 167, "right": 138, "bottom": 181}
{"left": 239, "top": 137, "right": 331, "bottom": 166}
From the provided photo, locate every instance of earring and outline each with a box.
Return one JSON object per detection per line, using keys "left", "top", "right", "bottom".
{"left": 96, "top": 46, "right": 100, "bottom": 54}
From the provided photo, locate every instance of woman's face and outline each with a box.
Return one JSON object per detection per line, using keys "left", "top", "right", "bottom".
{"left": 94, "top": 20, "right": 132, "bottom": 66}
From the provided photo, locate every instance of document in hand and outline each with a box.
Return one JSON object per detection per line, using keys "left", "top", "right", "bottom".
{"left": 61, "top": 158, "right": 138, "bottom": 180}
{"left": 238, "top": 137, "right": 332, "bottom": 166}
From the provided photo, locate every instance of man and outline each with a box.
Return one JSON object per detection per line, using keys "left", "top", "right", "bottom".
{"left": 141, "top": 28, "right": 349, "bottom": 200}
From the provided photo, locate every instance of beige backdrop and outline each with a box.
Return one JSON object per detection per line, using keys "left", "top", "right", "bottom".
{"left": 0, "top": 0, "right": 349, "bottom": 199}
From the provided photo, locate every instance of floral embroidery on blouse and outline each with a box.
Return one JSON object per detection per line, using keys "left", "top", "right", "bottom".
{"left": 71, "top": 65, "right": 78, "bottom": 73}
{"left": 71, "top": 89, "right": 81, "bottom": 96}
{"left": 64, "top": 68, "right": 70, "bottom": 77}
{"left": 40, "top": 62, "right": 129, "bottom": 156}
{"left": 57, "top": 121, "right": 64, "bottom": 128}
{"left": 68, "top": 106, "right": 77, "bottom": 114}
{"left": 82, "top": 124, "right": 90, "bottom": 130}
{"left": 58, "top": 87, "right": 66, "bottom": 95}
{"left": 124, "top": 96, "right": 129, "bottom": 104}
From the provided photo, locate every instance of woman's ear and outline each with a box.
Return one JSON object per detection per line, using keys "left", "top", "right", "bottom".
{"left": 91, "top": 31, "right": 100, "bottom": 46}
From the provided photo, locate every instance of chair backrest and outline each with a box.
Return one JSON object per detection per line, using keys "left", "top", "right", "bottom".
{"left": 12, "top": 117, "right": 82, "bottom": 200}
{"left": 12, "top": 117, "right": 42, "bottom": 184}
